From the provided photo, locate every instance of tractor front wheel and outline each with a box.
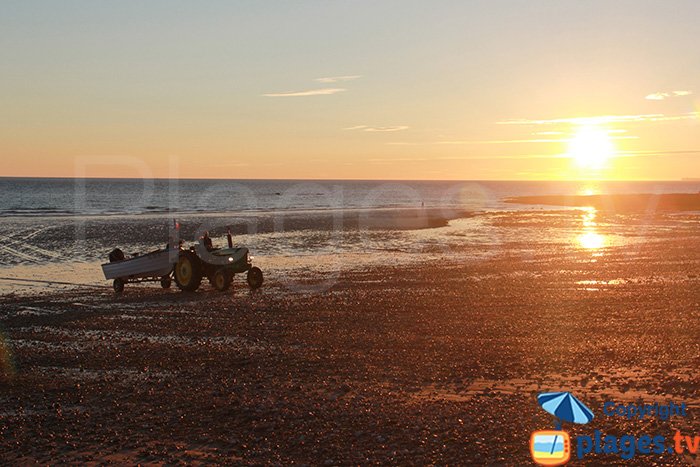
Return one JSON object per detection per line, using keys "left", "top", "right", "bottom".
{"left": 212, "top": 269, "right": 233, "bottom": 291}
{"left": 246, "top": 267, "right": 263, "bottom": 289}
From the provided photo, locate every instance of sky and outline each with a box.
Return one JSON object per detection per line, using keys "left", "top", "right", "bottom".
{"left": 1, "top": 0, "right": 699, "bottom": 180}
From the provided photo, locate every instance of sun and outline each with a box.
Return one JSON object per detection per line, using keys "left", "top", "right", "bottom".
{"left": 566, "top": 124, "right": 616, "bottom": 170}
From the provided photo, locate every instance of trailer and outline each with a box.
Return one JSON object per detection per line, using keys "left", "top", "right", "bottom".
{"left": 101, "top": 248, "right": 177, "bottom": 293}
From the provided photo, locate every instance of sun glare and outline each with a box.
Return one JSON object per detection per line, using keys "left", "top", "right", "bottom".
{"left": 567, "top": 125, "right": 616, "bottom": 170}
{"left": 577, "top": 208, "right": 607, "bottom": 250}
{"left": 578, "top": 231, "right": 605, "bottom": 249}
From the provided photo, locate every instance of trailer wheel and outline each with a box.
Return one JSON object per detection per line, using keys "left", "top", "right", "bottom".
{"left": 246, "top": 267, "right": 263, "bottom": 289}
{"left": 175, "top": 251, "right": 203, "bottom": 292}
{"left": 113, "top": 278, "right": 125, "bottom": 294}
{"left": 213, "top": 269, "right": 232, "bottom": 291}
{"left": 160, "top": 275, "right": 172, "bottom": 289}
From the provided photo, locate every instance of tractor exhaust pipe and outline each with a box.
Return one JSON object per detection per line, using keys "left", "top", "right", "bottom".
{"left": 227, "top": 226, "right": 233, "bottom": 248}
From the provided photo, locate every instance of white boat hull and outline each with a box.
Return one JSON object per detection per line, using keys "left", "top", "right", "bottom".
{"left": 101, "top": 249, "right": 177, "bottom": 280}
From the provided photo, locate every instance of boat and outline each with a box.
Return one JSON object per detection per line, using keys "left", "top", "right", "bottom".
{"left": 101, "top": 247, "right": 178, "bottom": 293}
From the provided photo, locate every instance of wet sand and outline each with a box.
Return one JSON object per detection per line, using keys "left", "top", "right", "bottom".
{"left": 0, "top": 210, "right": 699, "bottom": 465}
{"left": 0, "top": 207, "right": 469, "bottom": 266}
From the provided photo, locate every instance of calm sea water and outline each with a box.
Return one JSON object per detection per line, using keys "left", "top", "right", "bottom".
{"left": 1, "top": 178, "right": 699, "bottom": 217}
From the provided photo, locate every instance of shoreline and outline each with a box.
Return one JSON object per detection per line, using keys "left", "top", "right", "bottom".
{"left": 0, "top": 206, "right": 472, "bottom": 221}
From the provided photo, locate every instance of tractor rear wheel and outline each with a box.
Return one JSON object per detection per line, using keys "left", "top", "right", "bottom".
{"left": 175, "top": 251, "right": 203, "bottom": 292}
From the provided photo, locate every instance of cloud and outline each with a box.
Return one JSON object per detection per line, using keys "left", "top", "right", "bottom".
{"left": 617, "top": 149, "right": 700, "bottom": 157}
{"left": 365, "top": 126, "right": 409, "bottom": 132}
{"left": 497, "top": 112, "right": 698, "bottom": 126}
{"left": 435, "top": 139, "right": 570, "bottom": 144}
{"left": 387, "top": 134, "right": 638, "bottom": 146}
{"left": 368, "top": 154, "right": 576, "bottom": 163}
{"left": 263, "top": 88, "right": 346, "bottom": 97}
{"left": 264, "top": 75, "right": 361, "bottom": 97}
{"left": 315, "top": 75, "right": 362, "bottom": 83}
{"left": 344, "top": 125, "right": 409, "bottom": 132}
{"left": 645, "top": 90, "right": 693, "bottom": 100}
{"left": 532, "top": 131, "right": 565, "bottom": 136}
{"left": 368, "top": 149, "right": 700, "bottom": 164}
{"left": 344, "top": 125, "right": 369, "bottom": 130}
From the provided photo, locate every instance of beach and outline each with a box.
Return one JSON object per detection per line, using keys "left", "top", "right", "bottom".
{"left": 1, "top": 205, "right": 698, "bottom": 465}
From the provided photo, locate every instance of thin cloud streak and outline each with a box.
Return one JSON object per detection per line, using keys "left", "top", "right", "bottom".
{"left": 345, "top": 125, "right": 408, "bottom": 132}
{"left": 386, "top": 147, "right": 700, "bottom": 162}
{"left": 436, "top": 138, "right": 570, "bottom": 144}
{"left": 532, "top": 131, "right": 565, "bottom": 136}
{"left": 315, "top": 75, "right": 362, "bottom": 83}
{"left": 645, "top": 90, "right": 693, "bottom": 100}
{"left": 617, "top": 149, "right": 700, "bottom": 157}
{"left": 368, "top": 149, "right": 700, "bottom": 164}
{"left": 387, "top": 136, "right": 638, "bottom": 146}
{"left": 368, "top": 154, "right": 576, "bottom": 163}
{"left": 263, "top": 88, "right": 346, "bottom": 97}
{"left": 497, "top": 113, "right": 698, "bottom": 125}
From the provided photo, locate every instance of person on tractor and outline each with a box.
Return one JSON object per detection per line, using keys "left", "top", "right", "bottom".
{"left": 201, "top": 231, "right": 214, "bottom": 251}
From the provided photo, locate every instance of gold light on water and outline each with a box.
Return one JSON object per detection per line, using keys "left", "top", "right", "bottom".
{"left": 578, "top": 231, "right": 605, "bottom": 249}
{"left": 577, "top": 207, "right": 606, "bottom": 250}
{"left": 577, "top": 184, "right": 600, "bottom": 197}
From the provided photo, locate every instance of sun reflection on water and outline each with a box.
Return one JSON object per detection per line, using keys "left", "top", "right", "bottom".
{"left": 577, "top": 184, "right": 600, "bottom": 197}
{"left": 577, "top": 207, "right": 607, "bottom": 250}
{"left": 578, "top": 231, "right": 605, "bottom": 249}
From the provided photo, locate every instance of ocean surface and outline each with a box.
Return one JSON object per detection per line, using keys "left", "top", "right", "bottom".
{"left": 2, "top": 178, "right": 700, "bottom": 217}
{"left": 1, "top": 178, "right": 699, "bottom": 294}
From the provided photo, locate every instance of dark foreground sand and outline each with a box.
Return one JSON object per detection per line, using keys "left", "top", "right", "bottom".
{"left": 0, "top": 214, "right": 699, "bottom": 465}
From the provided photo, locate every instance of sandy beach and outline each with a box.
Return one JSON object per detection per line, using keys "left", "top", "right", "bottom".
{"left": 0, "top": 208, "right": 698, "bottom": 465}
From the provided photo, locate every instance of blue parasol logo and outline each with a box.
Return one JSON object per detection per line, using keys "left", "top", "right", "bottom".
{"left": 537, "top": 392, "right": 594, "bottom": 429}
{"left": 530, "top": 392, "right": 594, "bottom": 465}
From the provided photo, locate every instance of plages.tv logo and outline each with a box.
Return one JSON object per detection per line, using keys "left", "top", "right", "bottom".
{"left": 530, "top": 392, "right": 594, "bottom": 466}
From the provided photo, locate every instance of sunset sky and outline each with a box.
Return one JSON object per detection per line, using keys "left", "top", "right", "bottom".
{"left": 2, "top": 1, "right": 699, "bottom": 180}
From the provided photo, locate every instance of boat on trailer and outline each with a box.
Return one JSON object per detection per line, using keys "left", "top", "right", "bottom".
{"left": 101, "top": 227, "right": 263, "bottom": 294}
{"left": 101, "top": 247, "right": 178, "bottom": 293}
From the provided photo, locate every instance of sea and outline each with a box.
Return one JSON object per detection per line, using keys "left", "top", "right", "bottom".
{"left": 1, "top": 178, "right": 699, "bottom": 218}
{"left": 1, "top": 178, "right": 699, "bottom": 294}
